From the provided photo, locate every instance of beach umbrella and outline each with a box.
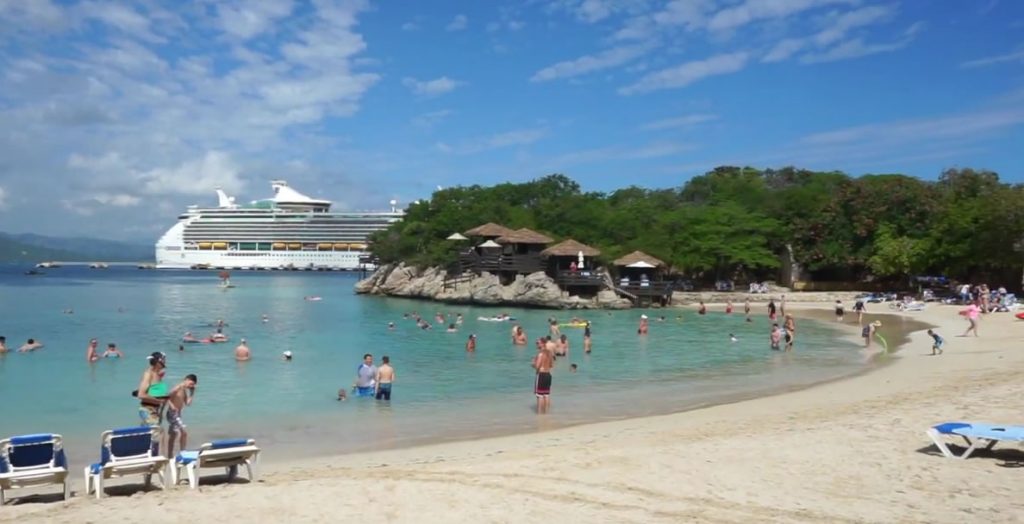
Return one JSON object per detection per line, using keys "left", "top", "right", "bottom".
{"left": 446, "top": 232, "right": 468, "bottom": 241}
{"left": 626, "top": 261, "right": 656, "bottom": 268}
{"left": 577, "top": 250, "right": 585, "bottom": 269}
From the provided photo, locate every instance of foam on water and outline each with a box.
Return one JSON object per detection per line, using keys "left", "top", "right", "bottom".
{"left": 0, "top": 267, "right": 866, "bottom": 464}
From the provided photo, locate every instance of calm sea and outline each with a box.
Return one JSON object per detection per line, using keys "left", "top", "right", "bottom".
{"left": 0, "top": 265, "right": 865, "bottom": 465}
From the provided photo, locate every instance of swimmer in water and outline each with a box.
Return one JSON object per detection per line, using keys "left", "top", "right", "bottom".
{"left": 513, "top": 325, "right": 527, "bottom": 345}
{"left": 447, "top": 323, "right": 458, "bottom": 333}
{"left": 337, "top": 388, "right": 348, "bottom": 401}
{"left": 465, "top": 334, "right": 477, "bottom": 352}
{"left": 0, "top": 336, "right": 7, "bottom": 354}
{"left": 637, "top": 315, "right": 649, "bottom": 335}
{"left": 729, "top": 334, "right": 738, "bottom": 343}
{"left": 698, "top": 301, "right": 707, "bottom": 315}
{"left": 388, "top": 322, "right": 395, "bottom": 330}
{"left": 86, "top": 339, "right": 100, "bottom": 362}
{"left": 234, "top": 339, "right": 251, "bottom": 361}
{"left": 556, "top": 334, "right": 569, "bottom": 358}
{"left": 102, "top": 343, "right": 124, "bottom": 358}
{"left": 182, "top": 332, "right": 198, "bottom": 343}
{"left": 455, "top": 313, "right": 464, "bottom": 325}
{"left": 282, "top": 350, "right": 293, "bottom": 361}
{"left": 570, "top": 363, "right": 578, "bottom": 373}
{"left": 179, "top": 344, "right": 185, "bottom": 352}
{"left": 261, "top": 314, "right": 269, "bottom": 323}
{"left": 18, "top": 338, "right": 43, "bottom": 352}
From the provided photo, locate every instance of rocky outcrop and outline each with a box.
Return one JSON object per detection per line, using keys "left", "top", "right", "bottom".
{"left": 355, "top": 263, "right": 633, "bottom": 309}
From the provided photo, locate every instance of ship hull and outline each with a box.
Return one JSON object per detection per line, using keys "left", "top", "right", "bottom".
{"left": 155, "top": 249, "right": 371, "bottom": 270}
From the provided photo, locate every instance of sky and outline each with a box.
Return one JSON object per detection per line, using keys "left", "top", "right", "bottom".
{"left": 0, "top": 0, "right": 1022, "bottom": 241}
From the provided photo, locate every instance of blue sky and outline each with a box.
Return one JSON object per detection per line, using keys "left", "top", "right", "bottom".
{"left": 0, "top": 0, "right": 1022, "bottom": 240}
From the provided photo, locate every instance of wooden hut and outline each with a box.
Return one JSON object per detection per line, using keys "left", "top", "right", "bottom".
{"left": 542, "top": 238, "right": 603, "bottom": 288}
{"left": 492, "top": 228, "right": 551, "bottom": 274}
{"left": 613, "top": 251, "right": 672, "bottom": 305}
{"left": 464, "top": 223, "right": 516, "bottom": 239}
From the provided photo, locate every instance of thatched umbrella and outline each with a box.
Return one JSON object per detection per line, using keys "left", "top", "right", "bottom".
{"left": 446, "top": 232, "right": 469, "bottom": 241}
{"left": 612, "top": 250, "right": 665, "bottom": 267}
{"left": 464, "top": 223, "right": 516, "bottom": 238}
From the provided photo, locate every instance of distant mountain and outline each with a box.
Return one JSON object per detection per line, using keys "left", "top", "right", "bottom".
{"left": 0, "top": 232, "right": 152, "bottom": 263}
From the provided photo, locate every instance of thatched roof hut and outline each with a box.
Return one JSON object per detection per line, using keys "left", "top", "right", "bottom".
{"left": 613, "top": 250, "right": 665, "bottom": 267}
{"left": 464, "top": 222, "right": 516, "bottom": 238}
{"left": 496, "top": 228, "right": 553, "bottom": 245}
{"left": 541, "top": 238, "right": 601, "bottom": 257}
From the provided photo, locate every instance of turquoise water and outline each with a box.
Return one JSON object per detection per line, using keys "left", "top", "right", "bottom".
{"left": 0, "top": 266, "right": 865, "bottom": 464}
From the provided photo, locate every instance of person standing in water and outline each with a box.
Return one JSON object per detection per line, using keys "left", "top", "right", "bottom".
{"left": 780, "top": 294, "right": 787, "bottom": 318}
{"left": 0, "top": 336, "right": 7, "bottom": 354}
{"left": 637, "top": 314, "right": 649, "bottom": 335}
{"left": 375, "top": 356, "right": 395, "bottom": 401}
{"left": 102, "top": 343, "right": 124, "bottom": 358}
{"left": 234, "top": 338, "right": 251, "bottom": 361}
{"left": 354, "top": 354, "right": 377, "bottom": 397}
{"left": 725, "top": 300, "right": 733, "bottom": 314}
{"left": 853, "top": 298, "right": 866, "bottom": 324}
{"left": 532, "top": 340, "right": 553, "bottom": 414}
{"left": 583, "top": 322, "right": 593, "bottom": 354}
{"left": 783, "top": 314, "right": 796, "bottom": 352}
{"left": 86, "top": 339, "right": 100, "bottom": 362}
{"left": 744, "top": 298, "right": 752, "bottom": 322}
{"left": 767, "top": 299, "right": 777, "bottom": 322}
{"left": 698, "top": 302, "right": 707, "bottom": 315}
{"left": 466, "top": 334, "right": 477, "bottom": 352}
{"left": 512, "top": 325, "right": 527, "bottom": 345}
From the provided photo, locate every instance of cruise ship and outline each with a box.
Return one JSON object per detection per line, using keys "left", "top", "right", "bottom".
{"left": 155, "top": 181, "right": 402, "bottom": 270}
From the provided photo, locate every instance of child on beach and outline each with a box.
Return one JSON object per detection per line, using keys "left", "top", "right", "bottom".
{"left": 166, "top": 374, "right": 197, "bottom": 458}
{"left": 927, "top": 329, "right": 944, "bottom": 355}
{"left": 770, "top": 324, "right": 781, "bottom": 350}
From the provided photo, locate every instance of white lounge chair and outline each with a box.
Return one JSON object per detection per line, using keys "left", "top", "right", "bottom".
{"left": 0, "top": 433, "right": 70, "bottom": 506}
{"left": 927, "top": 421, "right": 1024, "bottom": 459}
{"left": 171, "top": 438, "right": 260, "bottom": 489}
{"left": 84, "top": 426, "right": 168, "bottom": 499}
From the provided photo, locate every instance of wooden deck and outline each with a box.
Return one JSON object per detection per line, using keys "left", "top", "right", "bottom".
{"left": 458, "top": 253, "right": 544, "bottom": 275}
{"left": 554, "top": 270, "right": 605, "bottom": 287}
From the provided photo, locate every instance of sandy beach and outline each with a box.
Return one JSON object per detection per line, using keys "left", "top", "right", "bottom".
{"left": 3, "top": 303, "right": 1022, "bottom": 524}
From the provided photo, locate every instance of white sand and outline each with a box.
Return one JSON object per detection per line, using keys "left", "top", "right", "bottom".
{"left": 4, "top": 304, "right": 1023, "bottom": 523}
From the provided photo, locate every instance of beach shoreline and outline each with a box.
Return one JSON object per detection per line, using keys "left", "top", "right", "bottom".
{"left": 4, "top": 303, "right": 1022, "bottom": 523}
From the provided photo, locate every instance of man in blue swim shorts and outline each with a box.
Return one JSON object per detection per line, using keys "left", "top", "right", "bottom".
{"left": 353, "top": 353, "right": 377, "bottom": 397}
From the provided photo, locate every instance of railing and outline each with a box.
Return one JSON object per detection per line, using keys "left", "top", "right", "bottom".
{"left": 617, "top": 280, "right": 674, "bottom": 297}
{"left": 554, "top": 270, "right": 606, "bottom": 287}
{"left": 459, "top": 253, "right": 544, "bottom": 275}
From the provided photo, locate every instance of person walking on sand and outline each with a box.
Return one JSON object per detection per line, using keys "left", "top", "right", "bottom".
{"left": 532, "top": 341, "right": 553, "bottom": 414}
{"left": 375, "top": 356, "right": 395, "bottom": 401}
{"left": 165, "top": 373, "right": 197, "bottom": 458}
{"left": 927, "top": 329, "right": 944, "bottom": 355}
{"left": 960, "top": 303, "right": 980, "bottom": 337}
{"left": 234, "top": 338, "right": 251, "bottom": 361}
{"left": 853, "top": 298, "right": 866, "bottom": 325}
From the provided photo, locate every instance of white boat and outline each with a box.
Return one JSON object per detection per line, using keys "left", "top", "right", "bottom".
{"left": 88, "top": 262, "right": 109, "bottom": 269}
{"left": 155, "top": 181, "right": 402, "bottom": 270}
{"left": 35, "top": 261, "right": 62, "bottom": 268}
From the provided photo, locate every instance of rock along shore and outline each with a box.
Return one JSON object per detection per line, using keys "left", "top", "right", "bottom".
{"left": 353, "top": 263, "right": 633, "bottom": 309}
{"left": 355, "top": 263, "right": 877, "bottom": 310}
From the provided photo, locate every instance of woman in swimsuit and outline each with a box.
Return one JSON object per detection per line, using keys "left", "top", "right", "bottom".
{"left": 136, "top": 352, "right": 167, "bottom": 427}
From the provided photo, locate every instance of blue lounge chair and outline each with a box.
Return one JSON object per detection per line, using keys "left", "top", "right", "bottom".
{"left": 84, "top": 427, "right": 168, "bottom": 499}
{"left": 171, "top": 438, "right": 260, "bottom": 489}
{"left": 0, "top": 434, "right": 70, "bottom": 505}
{"left": 927, "top": 422, "right": 1024, "bottom": 459}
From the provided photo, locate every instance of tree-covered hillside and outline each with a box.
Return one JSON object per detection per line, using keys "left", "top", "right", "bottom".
{"left": 370, "top": 167, "right": 1024, "bottom": 284}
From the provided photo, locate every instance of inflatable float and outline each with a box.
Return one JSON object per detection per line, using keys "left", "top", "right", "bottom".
{"left": 559, "top": 322, "right": 589, "bottom": 328}
{"left": 478, "top": 316, "right": 515, "bottom": 322}
{"left": 1015, "top": 312, "right": 1024, "bottom": 320}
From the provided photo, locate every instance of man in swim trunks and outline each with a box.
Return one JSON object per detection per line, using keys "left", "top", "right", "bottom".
{"left": 165, "top": 373, "right": 197, "bottom": 458}
{"left": 532, "top": 342, "right": 553, "bottom": 414}
{"left": 512, "top": 325, "right": 527, "bottom": 345}
{"left": 18, "top": 338, "right": 43, "bottom": 352}
{"left": 354, "top": 354, "right": 377, "bottom": 397}
{"left": 375, "top": 356, "right": 395, "bottom": 401}
{"left": 235, "top": 339, "right": 251, "bottom": 361}
{"left": 137, "top": 352, "right": 167, "bottom": 427}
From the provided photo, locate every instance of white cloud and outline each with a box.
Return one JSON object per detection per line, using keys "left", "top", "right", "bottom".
{"left": 620, "top": 52, "right": 749, "bottom": 95}
{"left": 402, "top": 76, "right": 462, "bottom": 97}
{"left": 763, "top": 39, "right": 806, "bottom": 63}
{"left": 813, "top": 5, "right": 896, "bottom": 46}
{"left": 640, "top": 114, "right": 718, "bottom": 131}
{"left": 800, "top": 37, "right": 909, "bottom": 64}
{"left": 139, "top": 151, "right": 246, "bottom": 196}
{"left": 91, "top": 193, "right": 142, "bottom": 207}
{"left": 800, "top": 107, "right": 1024, "bottom": 147}
{"left": 545, "top": 140, "right": 695, "bottom": 167}
{"left": 708, "top": 0, "right": 856, "bottom": 32}
{"left": 652, "top": 0, "right": 715, "bottom": 30}
{"left": 79, "top": 1, "right": 157, "bottom": 41}
{"left": 411, "top": 109, "right": 453, "bottom": 128}
{"left": 445, "top": 14, "right": 468, "bottom": 31}
{"left": 216, "top": 0, "right": 294, "bottom": 40}
{"left": 961, "top": 48, "right": 1024, "bottom": 69}
{"left": 0, "top": 0, "right": 65, "bottom": 31}
{"left": 440, "top": 128, "right": 548, "bottom": 154}
{"left": 531, "top": 43, "right": 652, "bottom": 82}
{"left": 401, "top": 21, "right": 418, "bottom": 31}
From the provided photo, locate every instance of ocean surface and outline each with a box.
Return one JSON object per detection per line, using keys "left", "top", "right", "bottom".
{"left": 0, "top": 265, "right": 868, "bottom": 464}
